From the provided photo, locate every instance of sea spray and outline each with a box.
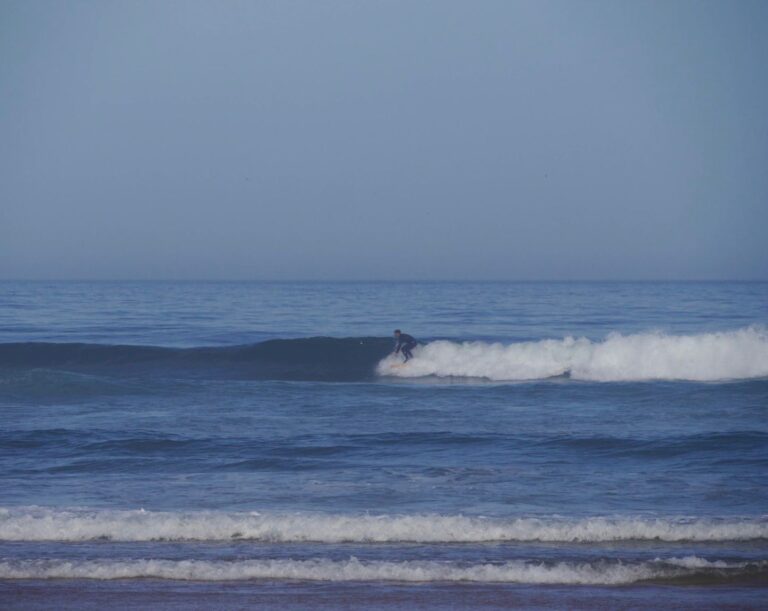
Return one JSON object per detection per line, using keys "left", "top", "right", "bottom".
{"left": 378, "top": 327, "right": 768, "bottom": 381}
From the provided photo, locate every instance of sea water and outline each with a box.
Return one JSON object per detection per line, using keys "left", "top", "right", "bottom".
{"left": 0, "top": 281, "right": 766, "bottom": 609}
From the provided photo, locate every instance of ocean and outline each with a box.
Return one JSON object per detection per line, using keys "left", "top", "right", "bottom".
{"left": 0, "top": 281, "right": 766, "bottom": 609}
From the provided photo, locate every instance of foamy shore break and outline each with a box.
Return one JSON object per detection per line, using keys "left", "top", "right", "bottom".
{"left": 1, "top": 507, "right": 766, "bottom": 543}
{"left": 1, "top": 556, "right": 766, "bottom": 584}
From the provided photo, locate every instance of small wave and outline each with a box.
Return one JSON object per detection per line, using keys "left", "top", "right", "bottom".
{"left": 1, "top": 508, "right": 766, "bottom": 543}
{"left": 0, "top": 556, "right": 764, "bottom": 584}
{"left": 378, "top": 327, "right": 768, "bottom": 382}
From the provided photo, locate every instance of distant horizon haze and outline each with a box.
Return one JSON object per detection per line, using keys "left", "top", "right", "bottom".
{"left": 2, "top": 0, "right": 767, "bottom": 281}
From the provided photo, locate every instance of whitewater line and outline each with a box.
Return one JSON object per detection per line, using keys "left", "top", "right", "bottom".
{"left": 1, "top": 507, "right": 766, "bottom": 543}
{"left": 378, "top": 327, "right": 768, "bottom": 382}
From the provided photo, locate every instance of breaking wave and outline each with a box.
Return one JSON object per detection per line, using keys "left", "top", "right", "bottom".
{"left": 378, "top": 327, "right": 768, "bottom": 382}
{"left": 1, "top": 556, "right": 765, "bottom": 584}
{"left": 1, "top": 327, "right": 766, "bottom": 383}
{"left": 1, "top": 507, "right": 766, "bottom": 543}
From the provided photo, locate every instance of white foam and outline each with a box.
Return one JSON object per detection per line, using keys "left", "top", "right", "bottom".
{"left": 0, "top": 556, "right": 762, "bottom": 583}
{"left": 661, "top": 555, "right": 735, "bottom": 569}
{"left": 377, "top": 327, "right": 768, "bottom": 381}
{"left": 1, "top": 507, "right": 765, "bottom": 543}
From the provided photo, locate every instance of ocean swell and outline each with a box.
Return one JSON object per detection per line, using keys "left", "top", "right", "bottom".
{"left": 0, "top": 337, "right": 391, "bottom": 382}
{"left": 1, "top": 327, "right": 767, "bottom": 383}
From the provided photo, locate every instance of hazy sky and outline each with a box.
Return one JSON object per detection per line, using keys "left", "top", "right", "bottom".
{"left": 1, "top": 0, "right": 766, "bottom": 280}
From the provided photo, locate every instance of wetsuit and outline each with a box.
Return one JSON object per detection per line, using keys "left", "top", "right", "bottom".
{"left": 394, "top": 333, "right": 417, "bottom": 362}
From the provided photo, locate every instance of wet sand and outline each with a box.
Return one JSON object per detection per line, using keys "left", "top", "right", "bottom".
{"left": 2, "top": 580, "right": 765, "bottom": 610}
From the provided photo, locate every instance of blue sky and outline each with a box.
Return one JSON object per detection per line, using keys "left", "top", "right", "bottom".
{"left": 1, "top": 0, "right": 766, "bottom": 280}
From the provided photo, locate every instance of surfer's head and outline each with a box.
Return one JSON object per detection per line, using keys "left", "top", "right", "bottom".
{"left": 394, "top": 329, "right": 401, "bottom": 337}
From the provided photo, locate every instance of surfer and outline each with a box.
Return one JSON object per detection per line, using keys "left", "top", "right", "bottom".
{"left": 393, "top": 330, "right": 417, "bottom": 362}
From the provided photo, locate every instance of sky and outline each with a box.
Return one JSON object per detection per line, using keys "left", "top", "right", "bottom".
{"left": 1, "top": 0, "right": 766, "bottom": 281}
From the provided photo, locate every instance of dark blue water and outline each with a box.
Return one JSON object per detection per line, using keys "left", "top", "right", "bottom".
{"left": 1, "top": 282, "right": 767, "bottom": 607}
